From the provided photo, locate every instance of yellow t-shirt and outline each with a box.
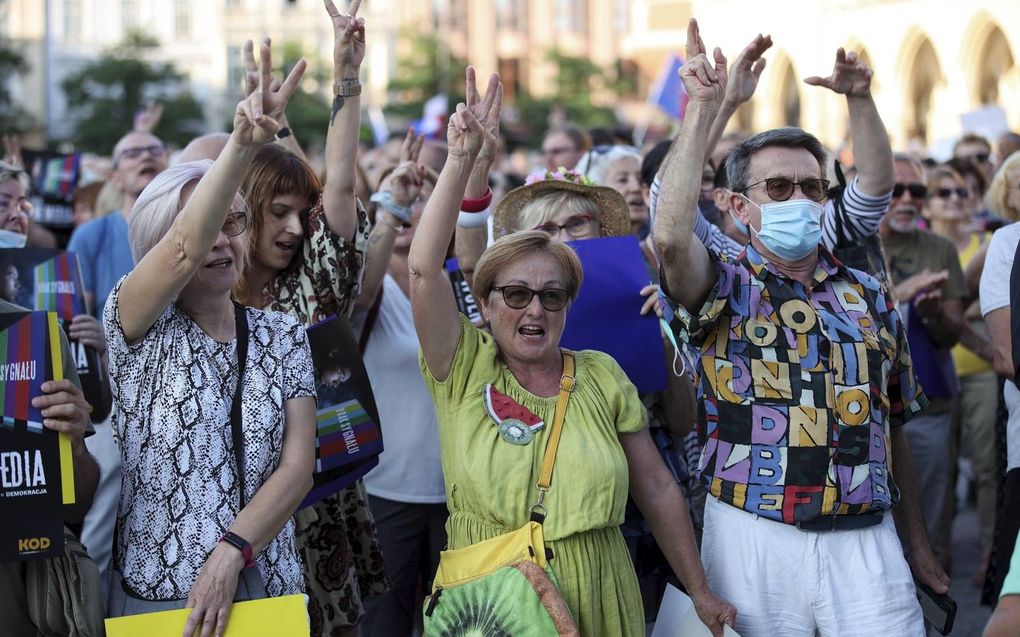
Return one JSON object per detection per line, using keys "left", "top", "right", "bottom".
{"left": 952, "top": 233, "right": 992, "bottom": 377}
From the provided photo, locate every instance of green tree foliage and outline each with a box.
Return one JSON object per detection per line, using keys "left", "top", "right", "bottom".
{"left": 0, "top": 39, "right": 32, "bottom": 134}
{"left": 275, "top": 41, "right": 331, "bottom": 152}
{"left": 61, "top": 30, "right": 204, "bottom": 154}
{"left": 385, "top": 32, "right": 465, "bottom": 119}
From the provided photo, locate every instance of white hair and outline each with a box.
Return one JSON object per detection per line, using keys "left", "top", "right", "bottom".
{"left": 575, "top": 145, "right": 641, "bottom": 186}
{"left": 129, "top": 160, "right": 246, "bottom": 262}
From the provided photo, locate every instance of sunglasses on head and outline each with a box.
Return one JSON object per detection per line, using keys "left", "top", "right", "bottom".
{"left": 491, "top": 285, "right": 570, "bottom": 312}
{"left": 221, "top": 211, "right": 248, "bottom": 236}
{"left": 934, "top": 187, "right": 969, "bottom": 200}
{"left": 532, "top": 214, "right": 595, "bottom": 238}
{"left": 892, "top": 182, "right": 928, "bottom": 199}
{"left": 740, "top": 177, "right": 829, "bottom": 202}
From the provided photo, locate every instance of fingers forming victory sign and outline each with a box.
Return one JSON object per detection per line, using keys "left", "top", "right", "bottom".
{"left": 233, "top": 41, "right": 306, "bottom": 146}
{"left": 447, "top": 68, "right": 499, "bottom": 159}
{"left": 465, "top": 66, "right": 504, "bottom": 163}
{"left": 324, "top": 0, "right": 366, "bottom": 75}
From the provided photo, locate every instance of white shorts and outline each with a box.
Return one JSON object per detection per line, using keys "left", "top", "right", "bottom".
{"left": 701, "top": 496, "right": 924, "bottom": 637}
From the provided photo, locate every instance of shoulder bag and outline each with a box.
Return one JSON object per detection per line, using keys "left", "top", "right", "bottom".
{"left": 423, "top": 351, "right": 580, "bottom": 636}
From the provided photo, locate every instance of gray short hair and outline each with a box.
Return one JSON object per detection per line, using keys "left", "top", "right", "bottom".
{"left": 575, "top": 145, "right": 641, "bottom": 185}
{"left": 129, "top": 160, "right": 246, "bottom": 262}
{"left": 726, "top": 128, "right": 828, "bottom": 193}
{"left": 0, "top": 161, "right": 31, "bottom": 192}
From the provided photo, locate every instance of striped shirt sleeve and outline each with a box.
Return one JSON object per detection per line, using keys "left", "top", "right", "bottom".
{"left": 820, "top": 175, "right": 892, "bottom": 249}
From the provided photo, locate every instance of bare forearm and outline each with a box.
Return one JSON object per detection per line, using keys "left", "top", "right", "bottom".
{"left": 276, "top": 114, "right": 307, "bottom": 162}
{"left": 633, "top": 472, "right": 710, "bottom": 597}
{"left": 354, "top": 218, "right": 400, "bottom": 312}
{"left": 322, "top": 65, "right": 361, "bottom": 239}
{"left": 890, "top": 427, "right": 933, "bottom": 557}
{"left": 923, "top": 312, "right": 963, "bottom": 349}
{"left": 846, "top": 94, "right": 893, "bottom": 196}
{"left": 230, "top": 460, "right": 312, "bottom": 554}
{"left": 408, "top": 156, "right": 475, "bottom": 279}
{"left": 704, "top": 101, "right": 737, "bottom": 165}
{"left": 64, "top": 442, "right": 99, "bottom": 523}
{"left": 959, "top": 322, "right": 995, "bottom": 362}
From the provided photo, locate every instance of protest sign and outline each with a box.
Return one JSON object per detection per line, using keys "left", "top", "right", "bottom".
{"left": 561, "top": 236, "right": 667, "bottom": 393}
{"left": 299, "top": 315, "right": 383, "bottom": 509}
{"left": 0, "top": 310, "right": 74, "bottom": 561}
{"left": 0, "top": 249, "right": 112, "bottom": 421}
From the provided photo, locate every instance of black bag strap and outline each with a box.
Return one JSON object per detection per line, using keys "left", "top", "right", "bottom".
{"left": 231, "top": 302, "right": 250, "bottom": 512}
{"left": 831, "top": 160, "right": 850, "bottom": 246}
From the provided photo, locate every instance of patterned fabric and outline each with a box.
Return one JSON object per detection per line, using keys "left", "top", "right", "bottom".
{"left": 104, "top": 279, "right": 315, "bottom": 600}
{"left": 261, "top": 193, "right": 389, "bottom": 632}
{"left": 663, "top": 245, "right": 928, "bottom": 525}
{"left": 648, "top": 175, "right": 892, "bottom": 260}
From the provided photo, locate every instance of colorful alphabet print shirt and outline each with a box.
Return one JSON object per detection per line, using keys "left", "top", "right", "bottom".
{"left": 662, "top": 245, "right": 927, "bottom": 524}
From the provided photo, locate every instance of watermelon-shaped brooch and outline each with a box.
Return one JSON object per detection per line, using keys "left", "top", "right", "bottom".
{"left": 484, "top": 384, "right": 545, "bottom": 445}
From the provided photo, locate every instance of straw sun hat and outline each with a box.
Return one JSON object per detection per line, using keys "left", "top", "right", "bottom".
{"left": 492, "top": 167, "right": 631, "bottom": 239}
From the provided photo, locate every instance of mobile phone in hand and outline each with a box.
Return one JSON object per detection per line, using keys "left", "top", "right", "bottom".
{"left": 914, "top": 577, "right": 956, "bottom": 635}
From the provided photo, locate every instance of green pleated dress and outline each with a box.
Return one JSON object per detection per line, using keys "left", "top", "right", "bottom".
{"left": 420, "top": 316, "right": 647, "bottom": 636}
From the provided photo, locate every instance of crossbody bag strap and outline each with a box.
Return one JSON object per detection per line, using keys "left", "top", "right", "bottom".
{"left": 230, "top": 302, "right": 250, "bottom": 512}
{"left": 529, "top": 350, "right": 575, "bottom": 524}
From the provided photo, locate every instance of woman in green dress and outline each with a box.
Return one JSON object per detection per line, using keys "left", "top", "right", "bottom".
{"left": 407, "top": 68, "right": 736, "bottom": 637}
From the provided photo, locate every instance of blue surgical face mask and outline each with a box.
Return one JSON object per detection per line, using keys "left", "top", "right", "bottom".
{"left": 0, "top": 228, "right": 27, "bottom": 248}
{"left": 741, "top": 195, "right": 822, "bottom": 260}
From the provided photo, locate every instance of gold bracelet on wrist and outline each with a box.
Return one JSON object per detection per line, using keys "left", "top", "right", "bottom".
{"left": 333, "top": 78, "right": 362, "bottom": 97}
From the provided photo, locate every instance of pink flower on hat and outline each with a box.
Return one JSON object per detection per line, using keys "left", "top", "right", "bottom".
{"left": 524, "top": 167, "right": 595, "bottom": 187}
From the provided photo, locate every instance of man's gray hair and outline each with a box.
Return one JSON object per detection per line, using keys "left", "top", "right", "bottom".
{"left": 0, "top": 161, "right": 31, "bottom": 192}
{"left": 726, "top": 127, "right": 828, "bottom": 193}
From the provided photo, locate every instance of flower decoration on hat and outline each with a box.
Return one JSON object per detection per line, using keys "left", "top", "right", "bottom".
{"left": 525, "top": 167, "right": 595, "bottom": 187}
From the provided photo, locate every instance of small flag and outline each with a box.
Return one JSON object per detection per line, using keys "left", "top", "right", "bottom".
{"left": 649, "top": 53, "right": 688, "bottom": 121}
{"left": 415, "top": 94, "right": 448, "bottom": 139}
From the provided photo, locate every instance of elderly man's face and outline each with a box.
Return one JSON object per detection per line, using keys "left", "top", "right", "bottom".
{"left": 883, "top": 160, "right": 926, "bottom": 234}
{"left": 111, "top": 132, "right": 168, "bottom": 198}
{"left": 730, "top": 146, "right": 822, "bottom": 236}
{"left": 541, "top": 132, "right": 583, "bottom": 172}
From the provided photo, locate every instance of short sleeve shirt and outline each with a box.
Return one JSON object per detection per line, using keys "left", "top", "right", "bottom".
{"left": 663, "top": 245, "right": 927, "bottom": 524}
{"left": 104, "top": 278, "right": 315, "bottom": 600}
{"left": 67, "top": 212, "right": 134, "bottom": 317}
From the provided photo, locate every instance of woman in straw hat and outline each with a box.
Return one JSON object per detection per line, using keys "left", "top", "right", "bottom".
{"left": 408, "top": 67, "right": 736, "bottom": 636}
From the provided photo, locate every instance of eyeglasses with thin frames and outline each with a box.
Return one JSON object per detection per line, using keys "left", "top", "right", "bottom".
{"left": 532, "top": 214, "right": 595, "bottom": 239}
{"left": 115, "top": 144, "right": 167, "bottom": 164}
{"left": 490, "top": 285, "right": 570, "bottom": 312}
{"left": 221, "top": 211, "right": 248, "bottom": 236}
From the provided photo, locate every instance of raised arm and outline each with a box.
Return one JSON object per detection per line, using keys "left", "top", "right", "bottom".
{"left": 320, "top": 0, "right": 365, "bottom": 241}
{"left": 653, "top": 20, "right": 724, "bottom": 313}
{"left": 455, "top": 66, "right": 503, "bottom": 287}
{"left": 118, "top": 43, "right": 304, "bottom": 342}
{"left": 704, "top": 33, "right": 771, "bottom": 163}
{"left": 805, "top": 48, "right": 893, "bottom": 197}
{"left": 354, "top": 129, "right": 427, "bottom": 312}
{"left": 409, "top": 69, "right": 500, "bottom": 381}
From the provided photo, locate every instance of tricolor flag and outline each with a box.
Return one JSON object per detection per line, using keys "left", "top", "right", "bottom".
{"left": 649, "top": 53, "right": 688, "bottom": 121}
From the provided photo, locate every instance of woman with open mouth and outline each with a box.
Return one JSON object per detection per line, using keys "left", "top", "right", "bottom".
{"left": 232, "top": 3, "right": 388, "bottom": 636}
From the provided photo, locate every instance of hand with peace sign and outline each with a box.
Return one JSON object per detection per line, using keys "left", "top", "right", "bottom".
{"left": 324, "top": 0, "right": 366, "bottom": 78}
{"left": 447, "top": 68, "right": 501, "bottom": 160}
{"left": 466, "top": 66, "right": 504, "bottom": 165}
{"left": 232, "top": 39, "right": 306, "bottom": 146}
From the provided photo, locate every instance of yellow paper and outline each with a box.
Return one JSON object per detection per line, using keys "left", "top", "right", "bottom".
{"left": 105, "top": 594, "right": 309, "bottom": 637}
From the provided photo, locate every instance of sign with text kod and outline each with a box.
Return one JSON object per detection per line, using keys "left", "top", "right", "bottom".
{"left": 0, "top": 310, "right": 75, "bottom": 561}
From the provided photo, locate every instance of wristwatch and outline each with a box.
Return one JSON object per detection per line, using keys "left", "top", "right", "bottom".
{"left": 220, "top": 531, "right": 255, "bottom": 568}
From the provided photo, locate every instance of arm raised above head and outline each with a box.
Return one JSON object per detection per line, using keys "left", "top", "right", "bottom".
{"left": 653, "top": 19, "right": 724, "bottom": 314}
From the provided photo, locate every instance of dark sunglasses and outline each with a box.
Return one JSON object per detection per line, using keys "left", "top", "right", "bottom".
{"left": 934, "top": 187, "right": 969, "bottom": 200}
{"left": 221, "top": 211, "right": 248, "bottom": 236}
{"left": 533, "top": 214, "right": 595, "bottom": 238}
{"left": 491, "top": 285, "right": 570, "bottom": 312}
{"left": 741, "top": 177, "right": 829, "bottom": 202}
{"left": 960, "top": 152, "right": 991, "bottom": 164}
{"left": 892, "top": 182, "right": 928, "bottom": 199}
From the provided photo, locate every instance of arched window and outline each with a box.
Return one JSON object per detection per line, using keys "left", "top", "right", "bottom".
{"left": 975, "top": 26, "right": 1014, "bottom": 105}
{"left": 906, "top": 38, "right": 941, "bottom": 143}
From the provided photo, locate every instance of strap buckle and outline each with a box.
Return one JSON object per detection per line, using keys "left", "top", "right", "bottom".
{"left": 559, "top": 374, "right": 575, "bottom": 392}
{"left": 529, "top": 487, "right": 549, "bottom": 523}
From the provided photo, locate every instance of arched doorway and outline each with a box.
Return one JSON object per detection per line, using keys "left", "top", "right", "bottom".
{"left": 974, "top": 25, "right": 1015, "bottom": 105}
{"left": 903, "top": 36, "right": 942, "bottom": 144}
{"left": 777, "top": 58, "right": 801, "bottom": 128}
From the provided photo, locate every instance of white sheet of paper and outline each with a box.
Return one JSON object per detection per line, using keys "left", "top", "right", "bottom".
{"left": 651, "top": 584, "right": 741, "bottom": 637}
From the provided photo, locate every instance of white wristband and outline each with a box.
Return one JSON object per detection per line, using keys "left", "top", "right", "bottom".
{"left": 457, "top": 206, "right": 492, "bottom": 229}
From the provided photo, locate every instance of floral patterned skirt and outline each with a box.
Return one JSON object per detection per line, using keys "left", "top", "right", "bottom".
{"left": 295, "top": 480, "right": 390, "bottom": 633}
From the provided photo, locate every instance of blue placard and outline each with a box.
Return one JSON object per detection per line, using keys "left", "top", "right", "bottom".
{"left": 560, "top": 236, "right": 667, "bottom": 393}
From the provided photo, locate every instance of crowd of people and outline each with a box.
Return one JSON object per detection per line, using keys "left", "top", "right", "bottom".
{"left": 3, "top": 5, "right": 1020, "bottom": 636}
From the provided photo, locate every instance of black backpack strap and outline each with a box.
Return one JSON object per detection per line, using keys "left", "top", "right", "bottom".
{"left": 231, "top": 302, "right": 250, "bottom": 511}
